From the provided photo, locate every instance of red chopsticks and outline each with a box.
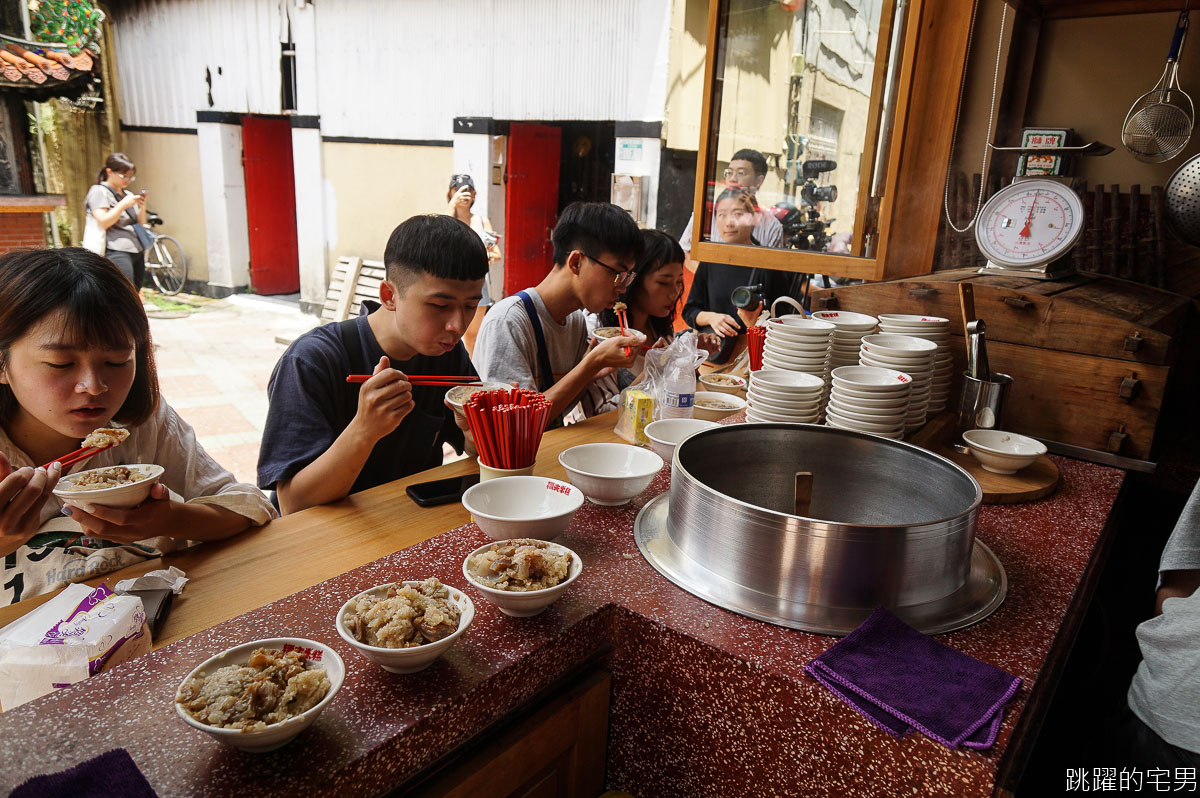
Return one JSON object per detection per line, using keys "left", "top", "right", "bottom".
{"left": 747, "top": 325, "right": 766, "bottom": 372}
{"left": 463, "top": 388, "right": 552, "bottom": 469}
{"left": 41, "top": 446, "right": 103, "bottom": 470}
{"left": 345, "top": 374, "right": 481, "bottom": 386}
{"left": 616, "top": 306, "right": 634, "bottom": 357}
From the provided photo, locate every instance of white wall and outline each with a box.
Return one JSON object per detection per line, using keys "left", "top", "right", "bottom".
{"left": 112, "top": 0, "right": 672, "bottom": 135}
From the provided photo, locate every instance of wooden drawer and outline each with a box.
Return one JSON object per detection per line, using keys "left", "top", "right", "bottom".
{"left": 813, "top": 270, "right": 1189, "bottom": 366}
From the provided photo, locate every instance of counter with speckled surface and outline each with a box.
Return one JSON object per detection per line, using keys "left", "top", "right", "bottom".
{"left": 0, "top": 451, "right": 1123, "bottom": 797}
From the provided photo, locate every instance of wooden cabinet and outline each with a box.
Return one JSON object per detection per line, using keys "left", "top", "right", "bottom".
{"left": 406, "top": 670, "right": 611, "bottom": 798}
{"left": 812, "top": 270, "right": 1193, "bottom": 462}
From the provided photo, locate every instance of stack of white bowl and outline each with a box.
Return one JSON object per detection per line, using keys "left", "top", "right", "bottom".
{"left": 858, "top": 333, "right": 937, "bottom": 433}
{"left": 826, "top": 365, "right": 913, "bottom": 440}
{"left": 762, "top": 317, "right": 836, "bottom": 387}
{"left": 877, "top": 315, "right": 954, "bottom": 412}
{"left": 746, "top": 369, "right": 824, "bottom": 423}
{"left": 809, "top": 310, "right": 879, "bottom": 371}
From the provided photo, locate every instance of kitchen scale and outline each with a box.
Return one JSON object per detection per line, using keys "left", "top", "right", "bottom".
{"left": 974, "top": 176, "right": 1084, "bottom": 280}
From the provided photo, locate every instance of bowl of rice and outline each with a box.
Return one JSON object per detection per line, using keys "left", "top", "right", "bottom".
{"left": 53, "top": 463, "right": 165, "bottom": 509}
{"left": 174, "top": 638, "right": 344, "bottom": 752}
{"left": 335, "top": 578, "right": 474, "bottom": 674}
{"left": 462, "top": 539, "right": 582, "bottom": 617}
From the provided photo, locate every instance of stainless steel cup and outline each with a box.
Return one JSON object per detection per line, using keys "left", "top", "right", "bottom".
{"left": 958, "top": 372, "right": 1012, "bottom": 431}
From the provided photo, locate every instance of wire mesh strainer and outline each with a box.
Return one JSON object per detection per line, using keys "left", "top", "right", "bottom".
{"left": 1165, "top": 153, "right": 1200, "bottom": 247}
{"left": 1122, "top": 9, "right": 1194, "bottom": 163}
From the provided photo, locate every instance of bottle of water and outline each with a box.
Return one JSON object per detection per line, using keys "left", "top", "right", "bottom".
{"left": 659, "top": 341, "right": 699, "bottom": 420}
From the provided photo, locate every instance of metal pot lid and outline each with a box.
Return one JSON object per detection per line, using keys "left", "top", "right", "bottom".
{"left": 634, "top": 494, "right": 1006, "bottom": 636}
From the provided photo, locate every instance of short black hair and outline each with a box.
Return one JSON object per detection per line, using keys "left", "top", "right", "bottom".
{"left": 731, "top": 148, "right": 768, "bottom": 177}
{"left": 0, "top": 248, "right": 159, "bottom": 427}
{"left": 551, "top": 202, "right": 642, "bottom": 267}
{"left": 383, "top": 214, "right": 489, "bottom": 291}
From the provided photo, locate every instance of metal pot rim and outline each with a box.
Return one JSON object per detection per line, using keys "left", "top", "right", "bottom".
{"left": 672, "top": 421, "right": 983, "bottom": 531}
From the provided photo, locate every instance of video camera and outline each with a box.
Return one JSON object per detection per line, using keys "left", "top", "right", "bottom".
{"left": 772, "top": 159, "right": 838, "bottom": 253}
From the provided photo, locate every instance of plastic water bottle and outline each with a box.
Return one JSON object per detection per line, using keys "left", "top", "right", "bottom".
{"left": 659, "top": 355, "right": 697, "bottom": 419}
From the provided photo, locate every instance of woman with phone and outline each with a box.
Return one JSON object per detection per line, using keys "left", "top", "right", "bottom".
{"left": 84, "top": 153, "right": 150, "bottom": 288}
{"left": 446, "top": 174, "right": 501, "bottom": 355}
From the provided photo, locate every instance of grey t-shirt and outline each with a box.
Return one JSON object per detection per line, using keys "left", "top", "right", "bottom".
{"left": 472, "top": 287, "right": 617, "bottom": 424}
{"left": 84, "top": 183, "right": 141, "bottom": 253}
{"left": 1127, "top": 480, "right": 1200, "bottom": 753}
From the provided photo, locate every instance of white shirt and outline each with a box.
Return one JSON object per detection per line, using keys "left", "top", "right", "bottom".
{"left": 1, "top": 400, "right": 276, "bottom": 605}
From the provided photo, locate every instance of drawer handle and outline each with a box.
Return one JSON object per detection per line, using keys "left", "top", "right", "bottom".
{"left": 1107, "top": 426, "right": 1128, "bottom": 454}
{"left": 908, "top": 288, "right": 938, "bottom": 299}
{"left": 1119, "top": 376, "right": 1141, "bottom": 403}
{"left": 1124, "top": 331, "right": 1144, "bottom": 352}
{"left": 1003, "top": 296, "right": 1033, "bottom": 310}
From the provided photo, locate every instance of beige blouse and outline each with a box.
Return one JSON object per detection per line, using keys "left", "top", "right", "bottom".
{"left": 0, "top": 400, "right": 276, "bottom": 605}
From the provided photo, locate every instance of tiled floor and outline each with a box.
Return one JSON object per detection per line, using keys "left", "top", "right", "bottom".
{"left": 148, "top": 294, "right": 318, "bottom": 485}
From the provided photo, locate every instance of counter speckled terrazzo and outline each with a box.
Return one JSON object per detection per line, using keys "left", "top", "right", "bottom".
{"left": 0, "top": 439, "right": 1123, "bottom": 797}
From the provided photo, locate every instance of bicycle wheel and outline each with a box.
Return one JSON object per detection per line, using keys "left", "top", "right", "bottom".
{"left": 147, "top": 234, "right": 187, "bottom": 295}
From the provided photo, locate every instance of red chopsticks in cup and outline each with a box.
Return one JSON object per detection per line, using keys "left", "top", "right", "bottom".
{"left": 345, "top": 374, "right": 482, "bottom": 387}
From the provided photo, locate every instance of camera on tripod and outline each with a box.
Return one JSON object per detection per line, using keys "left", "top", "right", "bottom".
{"left": 773, "top": 159, "right": 838, "bottom": 253}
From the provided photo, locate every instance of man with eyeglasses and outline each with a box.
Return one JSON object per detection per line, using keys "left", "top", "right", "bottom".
{"left": 678, "top": 148, "right": 784, "bottom": 255}
{"left": 472, "top": 202, "right": 644, "bottom": 425}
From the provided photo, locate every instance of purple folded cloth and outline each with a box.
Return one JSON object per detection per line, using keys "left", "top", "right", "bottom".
{"left": 10, "top": 748, "right": 157, "bottom": 798}
{"left": 804, "top": 607, "right": 1021, "bottom": 749}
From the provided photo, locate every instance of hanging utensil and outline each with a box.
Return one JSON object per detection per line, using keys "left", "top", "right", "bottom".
{"left": 966, "top": 320, "right": 991, "bottom": 382}
{"left": 1165, "top": 152, "right": 1200, "bottom": 246}
{"left": 1122, "top": 8, "right": 1194, "bottom": 163}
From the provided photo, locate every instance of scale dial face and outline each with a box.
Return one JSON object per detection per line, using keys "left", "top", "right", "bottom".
{"left": 974, "top": 179, "right": 1084, "bottom": 270}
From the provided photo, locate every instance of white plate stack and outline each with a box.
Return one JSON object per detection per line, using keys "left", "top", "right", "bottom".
{"left": 809, "top": 310, "right": 879, "bottom": 371}
{"left": 746, "top": 369, "right": 825, "bottom": 423}
{"left": 762, "top": 317, "right": 836, "bottom": 390}
{"left": 858, "top": 334, "right": 938, "bottom": 433}
{"left": 826, "top": 366, "right": 913, "bottom": 440}
{"left": 877, "top": 315, "right": 954, "bottom": 412}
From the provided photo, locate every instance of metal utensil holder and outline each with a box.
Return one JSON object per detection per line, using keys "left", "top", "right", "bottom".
{"left": 958, "top": 372, "right": 1012, "bottom": 431}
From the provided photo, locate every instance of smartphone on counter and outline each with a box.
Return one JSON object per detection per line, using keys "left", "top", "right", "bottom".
{"left": 406, "top": 473, "right": 481, "bottom": 507}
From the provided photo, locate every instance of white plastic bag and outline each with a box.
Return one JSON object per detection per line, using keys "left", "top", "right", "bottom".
{"left": 644, "top": 331, "right": 708, "bottom": 421}
{"left": 82, "top": 213, "right": 106, "bottom": 255}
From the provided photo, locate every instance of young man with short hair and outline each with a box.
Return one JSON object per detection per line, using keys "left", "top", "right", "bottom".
{"left": 472, "top": 202, "right": 643, "bottom": 425}
{"left": 258, "top": 214, "right": 487, "bottom": 514}
{"left": 679, "top": 147, "right": 784, "bottom": 253}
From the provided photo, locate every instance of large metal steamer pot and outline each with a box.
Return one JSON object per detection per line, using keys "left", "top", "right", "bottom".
{"left": 644, "top": 423, "right": 995, "bottom": 634}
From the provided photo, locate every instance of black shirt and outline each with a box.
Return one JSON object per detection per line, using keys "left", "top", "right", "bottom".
{"left": 682, "top": 262, "right": 796, "bottom": 333}
{"left": 257, "top": 306, "right": 472, "bottom": 498}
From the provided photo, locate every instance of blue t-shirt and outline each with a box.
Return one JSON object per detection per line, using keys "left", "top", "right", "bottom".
{"left": 257, "top": 308, "right": 472, "bottom": 498}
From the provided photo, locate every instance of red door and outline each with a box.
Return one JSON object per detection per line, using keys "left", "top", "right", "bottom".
{"left": 242, "top": 116, "right": 299, "bottom": 295}
{"left": 504, "top": 123, "right": 562, "bottom": 296}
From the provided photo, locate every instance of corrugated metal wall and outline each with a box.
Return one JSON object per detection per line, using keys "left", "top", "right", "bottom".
{"left": 111, "top": 0, "right": 670, "bottom": 136}
{"left": 112, "top": 0, "right": 287, "bottom": 129}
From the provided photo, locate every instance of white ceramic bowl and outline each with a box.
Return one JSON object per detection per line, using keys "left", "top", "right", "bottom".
{"left": 644, "top": 418, "right": 719, "bottom": 462}
{"left": 826, "top": 410, "right": 903, "bottom": 434}
{"left": 809, "top": 310, "right": 879, "bottom": 330}
{"left": 558, "top": 443, "right": 663, "bottom": 506}
{"left": 826, "top": 400, "right": 905, "bottom": 424}
{"left": 764, "top": 337, "right": 832, "bottom": 354}
{"left": 692, "top": 391, "right": 748, "bottom": 422}
{"left": 830, "top": 366, "right": 913, "bottom": 392}
{"left": 860, "top": 334, "right": 938, "bottom": 358}
{"left": 175, "top": 637, "right": 345, "bottom": 752}
{"left": 53, "top": 463, "right": 165, "bottom": 510}
{"left": 749, "top": 380, "right": 824, "bottom": 401}
{"left": 750, "top": 369, "right": 825, "bottom": 392}
{"left": 746, "top": 405, "right": 820, "bottom": 423}
{"left": 768, "top": 317, "right": 835, "bottom": 334}
{"left": 747, "top": 390, "right": 821, "bottom": 413}
{"left": 962, "top": 429, "right": 1048, "bottom": 474}
{"left": 698, "top": 373, "right": 748, "bottom": 395}
{"left": 877, "top": 314, "right": 950, "bottom": 327}
{"left": 445, "top": 382, "right": 512, "bottom": 415}
{"left": 461, "top": 476, "right": 584, "bottom": 540}
{"left": 462, "top": 539, "right": 583, "bottom": 617}
{"left": 764, "top": 353, "right": 828, "bottom": 371}
{"left": 828, "top": 389, "right": 909, "bottom": 409}
{"left": 335, "top": 582, "right": 474, "bottom": 673}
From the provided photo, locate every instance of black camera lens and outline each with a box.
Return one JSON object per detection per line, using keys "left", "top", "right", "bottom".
{"left": 731, "top": 283, "right": 764, "bottom": 309}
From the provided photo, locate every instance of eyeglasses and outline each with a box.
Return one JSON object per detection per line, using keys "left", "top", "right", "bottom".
{"left": 118, "top": 173, "right": 136, "bottom": 182}
{"left": 584, "top": 253, "right": 635, "bottom": 288}
{"left": 723, "top": 167, "right": 755, "bottom": 181}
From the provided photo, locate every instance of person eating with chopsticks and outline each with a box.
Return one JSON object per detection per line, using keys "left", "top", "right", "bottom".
{"left": 0, "top": 248, "right": 276, "bottom": 605}
{"left": 472, "top": 202, "right": 644, "bottom": 426}
{"left": 258, "top": 215, "right": 488, "bottom": 514}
